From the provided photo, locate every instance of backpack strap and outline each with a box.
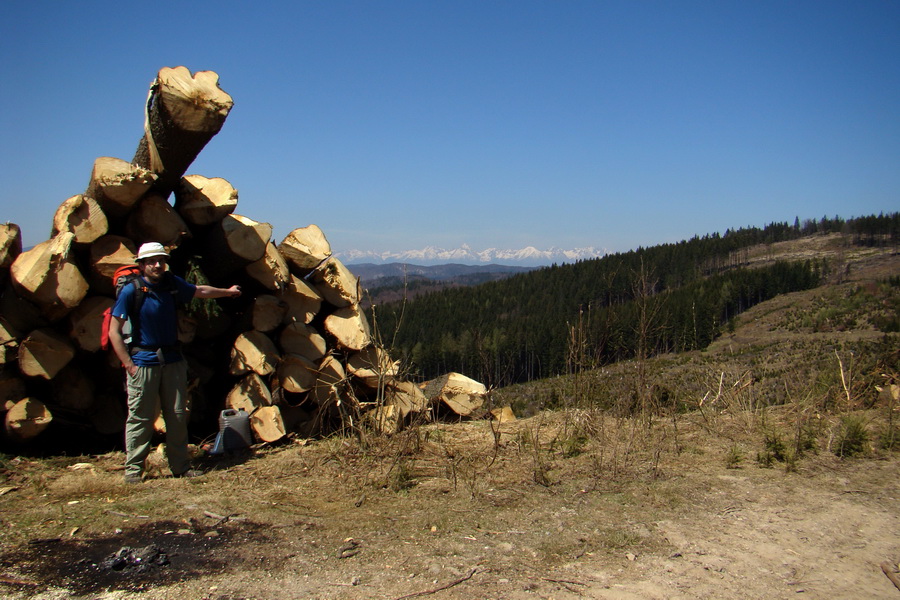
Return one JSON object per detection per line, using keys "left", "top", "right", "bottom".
{"left": 128, "top": 273, "right": 180, "bottom": 349}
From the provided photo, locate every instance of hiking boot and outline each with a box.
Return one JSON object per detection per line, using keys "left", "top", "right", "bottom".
{"left": 124, "top": 473, "right": 143, "bottom": 484}
{"left": 173, "top": 469, "right": 203, "bottom": 479}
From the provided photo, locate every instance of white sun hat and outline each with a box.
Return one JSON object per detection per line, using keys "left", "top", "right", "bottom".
{"left": 136, "top": 242, "right": 169, "bottom": 261}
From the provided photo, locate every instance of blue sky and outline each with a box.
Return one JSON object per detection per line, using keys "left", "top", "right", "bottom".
{"left": 2, "top": 1, "right": 897, "bottom": 257}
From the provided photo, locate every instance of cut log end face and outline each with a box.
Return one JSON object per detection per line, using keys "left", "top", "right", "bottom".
{"left": 5, "top": 398, "right": 52, "bottom": 441}
{"left": 250, "top": 405, "right": 286, "bottom": 443}
{"left": 157, "top": 67, "right": 234, "bottom": 132}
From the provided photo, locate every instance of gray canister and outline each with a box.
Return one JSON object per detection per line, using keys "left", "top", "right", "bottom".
{"left": 210, "top": 409, "right": 252, "bottom": 454}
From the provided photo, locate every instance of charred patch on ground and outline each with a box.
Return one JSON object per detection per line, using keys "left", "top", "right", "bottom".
{"left": 0, "top": 518, "right": 270, "bottom": 596}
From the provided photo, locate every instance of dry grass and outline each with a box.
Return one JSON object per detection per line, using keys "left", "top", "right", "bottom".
{"left": 0, "top": 240, "right": 897, "bottom": 599}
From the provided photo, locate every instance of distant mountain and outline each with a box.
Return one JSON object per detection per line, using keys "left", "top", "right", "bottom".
{"left": 350, "top": 263, "right": 537, "bottom": 306}
{"left": 349, "top": 262, "right": 535, "bottom": 284}
{"left": 337, "top": 244, "right": 606, "bottom": 267}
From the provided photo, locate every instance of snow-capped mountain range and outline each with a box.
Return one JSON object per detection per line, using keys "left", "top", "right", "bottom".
{"left": 337, "top": 244, "right": 606, "bottom": 267}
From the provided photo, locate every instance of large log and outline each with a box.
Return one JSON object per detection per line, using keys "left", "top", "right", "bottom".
{"left": 0, "top": 317, "right": 20, "bottom": 366}
{"left": 89, "top": 393, "right": 126, "bottom": 436}
{"left": 205, "top": 214, "right": 272, "bottom": 278}
{"left": 0, "top": 283, "right": 47, "bottom": 334}
{"left": 18, "top": 328, "right": 76, "bottom": 380}
{"left": 10, "top": 233, "right": 89, "bottom": 321}
{"left": 251, "top": 295, "right": 287, "bottom": 332}
{"left": 125, "top": 194, "right": 189, "bottom": 247}
{"left": 67, "top": 296, "right": 114, "bottom": 352}
{"left": 174, "top": 174, "right": 238, "bottom": 227}
{"left": 277, "top": 275, "right": 322, "bottom": 325}
{"left": 274, "top": 353, "right": 317, "bottom": 394}
{"left": 4, "top": 397, "right": 52, "bottom": 442}
{"left": 279, "top": 322, "right": 327, "bottom": 361}
{"left": 229, "top": 331, "right": 280, "bottom": 376}
{"left": 0, "top": 370, "right": 26, "bottom": 411}
{"left": 88, "top": 235, "right": 138, "bottom": 295}
{"left": 324, "top": 305, "right": 371, "bottom": 351}
{"left": 422, "top": 372, "right": 487, "bottom": 418}
{"left": 133, "top": 66, "right": 234, "bottom": 198}
{"left": 250, "top": 405, "right": 286, "bottom": 443}
{"left": 311, "top": 257, "right": 359, "bottom": 308}
{"left": 347, "top": 345, "right": 399, "bottom": 388}
{"left": 246, "top": 242, "right": 291, "bottom": 291}
{"left": 226, "top": 373, "right": 272, "bottom": 414}
{"left": 385, "top": 380, "right": 431, "bottom": 419}
{"left": 278, "top": 225, "right": 331, "bottom": 276}
{"left": 0, "top": 223, "right": 23, "bottom": 273}
{"left": 50, "top": 195, "right": 108, "bottom": 244}
{"left": 310, "top": 355, "right": 350, "bottom": 410}
{"left": 51, "top": 364, "right": 95, "bottom": 412}
{"left": 85, "top": 157, "right": 157, "bottom": 217}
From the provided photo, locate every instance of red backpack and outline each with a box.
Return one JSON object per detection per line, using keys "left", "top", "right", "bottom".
{"left": 100, "top": 265, "right": 146, "bottom": 353}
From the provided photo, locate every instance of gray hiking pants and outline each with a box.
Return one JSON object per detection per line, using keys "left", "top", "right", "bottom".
{"left": 124, "top": 361, "right": 191, "bottom": 477}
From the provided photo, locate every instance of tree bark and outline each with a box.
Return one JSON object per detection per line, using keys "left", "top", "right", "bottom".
{"left": 133, "top": 66, "right": 234, "bottom": 198}
{"left": 174, "top": 174, "right": 237, "bottom": 227}
{"left": 51, "top": 195, "right": 108, "bottom": 244}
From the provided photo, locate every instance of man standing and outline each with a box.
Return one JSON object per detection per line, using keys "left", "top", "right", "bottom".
{"left": 108, "top": 242, "right": 242, "bottom": 484}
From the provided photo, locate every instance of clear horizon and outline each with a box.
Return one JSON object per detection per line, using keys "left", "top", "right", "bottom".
{"left": 2, "top": 1, "right": 898, "bottom": 255}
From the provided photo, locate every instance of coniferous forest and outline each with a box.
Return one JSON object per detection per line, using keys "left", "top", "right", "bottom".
{"left": 369, "top": 214, "right": 899, "bottom": 388}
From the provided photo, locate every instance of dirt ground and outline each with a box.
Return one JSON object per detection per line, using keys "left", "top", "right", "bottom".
{"left": 1, "top": 405, "right": 898, "bottom": 600}
{"left": 1, "top": 241, "right": 897, "bottom": 600}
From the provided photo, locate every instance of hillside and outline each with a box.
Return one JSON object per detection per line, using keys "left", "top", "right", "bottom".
{"left": 372, "top": 219, "right": 898, "bottom": 387}
{"left": 0, "top": 232, "right": 897, "bottom": 599}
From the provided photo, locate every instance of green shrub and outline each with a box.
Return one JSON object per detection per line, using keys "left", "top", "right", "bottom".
{"left": 834, "top": 416, "right": 870, "bottom": 458}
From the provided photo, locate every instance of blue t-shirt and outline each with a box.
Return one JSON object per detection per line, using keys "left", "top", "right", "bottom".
{"left": 112, "top": 274, "right": 196, "bottom": 366}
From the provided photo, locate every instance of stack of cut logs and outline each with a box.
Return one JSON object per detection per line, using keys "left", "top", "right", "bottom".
{"left": 0, "top": 66, "right": 492, "bottom": 449}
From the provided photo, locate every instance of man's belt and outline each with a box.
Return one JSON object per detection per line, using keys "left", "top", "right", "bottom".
{"left": 130, "top": 345, "right": 181, "bottom": 366}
